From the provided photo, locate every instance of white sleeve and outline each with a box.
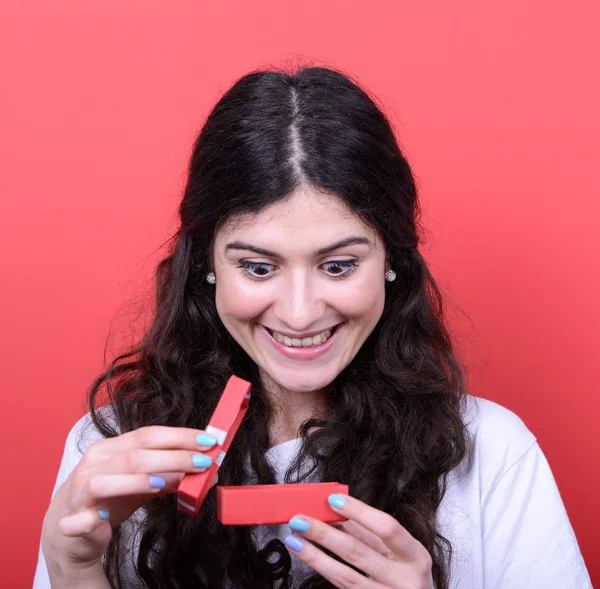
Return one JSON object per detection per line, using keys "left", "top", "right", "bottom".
{"left": 32, "top": 414, "right": 96, "bottom": 588}
{"left": 481, "top": 440, "right": 594, "bottom": 588}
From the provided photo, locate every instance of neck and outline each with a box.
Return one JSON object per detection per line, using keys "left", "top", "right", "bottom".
{"left": 259, "top": 370, "right": 328, "bottom": 447}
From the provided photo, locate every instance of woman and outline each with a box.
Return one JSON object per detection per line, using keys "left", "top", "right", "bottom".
{"left": 34, "top": 66, "right": 592, "bottom": 589}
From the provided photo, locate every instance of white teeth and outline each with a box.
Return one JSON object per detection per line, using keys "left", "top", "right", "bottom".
{"left": 269, "top": 327, "right": 335, "bottom": 348}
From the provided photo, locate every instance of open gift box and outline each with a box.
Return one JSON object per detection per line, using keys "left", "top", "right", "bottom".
{"left": 177, "top": 375, "right": 348, "bottom": 525}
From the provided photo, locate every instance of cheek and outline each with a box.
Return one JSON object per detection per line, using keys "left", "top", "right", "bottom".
{"left": 215, "top": 280, "right": 271, "bottom": 327}
{"left": 334, "top": 280, "right": 386, "bottom": 324}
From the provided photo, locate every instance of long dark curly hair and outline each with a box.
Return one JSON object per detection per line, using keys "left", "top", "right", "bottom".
{"left": 86, "top": 64, "right": 473, "bottom": 589}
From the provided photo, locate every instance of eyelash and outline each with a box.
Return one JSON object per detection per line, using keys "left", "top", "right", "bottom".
{"left": 238, "top": 260, "right": 360, "bottom": 281}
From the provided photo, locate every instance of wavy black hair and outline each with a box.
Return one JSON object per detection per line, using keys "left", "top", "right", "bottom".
{"left": 87, "top": 64, "right": 473, "bottom": 589}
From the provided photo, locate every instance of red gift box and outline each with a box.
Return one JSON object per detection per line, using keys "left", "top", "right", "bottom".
{"left": 177, "top": 375, "right": 348, "bottom": 525}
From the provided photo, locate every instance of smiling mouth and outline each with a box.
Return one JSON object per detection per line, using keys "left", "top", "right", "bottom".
{"left": 264, "top": 324, "right": 342, "bottom": 348}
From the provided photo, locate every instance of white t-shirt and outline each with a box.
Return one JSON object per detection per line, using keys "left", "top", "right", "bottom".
{"left": 33, "top": 395, "right": 594, "bottom": 589}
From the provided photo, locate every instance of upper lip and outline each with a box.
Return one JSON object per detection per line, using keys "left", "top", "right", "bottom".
{"left": 262, "top": 324, "right": 341, "bottom": 339}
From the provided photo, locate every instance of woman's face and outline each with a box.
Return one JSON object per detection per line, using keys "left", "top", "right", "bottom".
{"left": 212, "top": 187, "right": 387, "bottom": 393}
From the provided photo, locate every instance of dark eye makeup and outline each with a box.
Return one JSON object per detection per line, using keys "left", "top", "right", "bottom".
{"left": 238, "top": 260, "right": 359, "bottom": 281}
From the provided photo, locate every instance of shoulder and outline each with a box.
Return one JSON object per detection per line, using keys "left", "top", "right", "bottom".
{"left": 48, "top": 404, "right": 121, "bottom": 498}
{"left": 64, "top": 404, "right": 121, "bottom": 459}
{"left": 457, "top": 395, "right": 538, "bottom": 487}
{"left": 462, "top": 394, "right": 537, "bottom": 447}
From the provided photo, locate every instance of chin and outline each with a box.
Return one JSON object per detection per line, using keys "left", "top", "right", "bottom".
{"left": 267, "top": 366, "right": 338, "bottom": 394}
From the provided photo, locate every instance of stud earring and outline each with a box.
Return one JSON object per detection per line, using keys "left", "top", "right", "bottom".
{"left": 385, "top": 269, "right": 396, "bottom": 282}
{"left": 206, "top": 272, "right": 216, "bottom": 285}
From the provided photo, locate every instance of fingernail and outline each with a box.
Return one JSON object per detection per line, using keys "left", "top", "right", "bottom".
{"left": 328, "top": 494, "right": 347, "bottom": 509}
{"left": 288, "top": 517, "right": 310, "bottom": 533}
{"left": 192, "top": 454, "right": 213, "bottom": 468}
{"left": 284, "top": 535, "right": 305, "bottom": 552}
{"left": 196, "top": 433, "right": 217, "bottom": 447}
{"left": 149, "top": 475, "right": 166, "bottom": 489}
{"left": 98, "top": 509, "right": 110, "bottom": 520}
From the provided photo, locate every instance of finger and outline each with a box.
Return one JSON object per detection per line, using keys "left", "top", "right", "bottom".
{"left": 288, "top": 515, "right": 398, "bottom": 587}
{"left": 327, "top": 494, "right": 427, "bottom": 562}
{"left": 78, "top": 473, "right": 171, "bottom": 508}
{"left": 148, "top": 471, "right": 215, "bottom": 490}
{"left": 86, "top": 426, "right": 218, "bottom": 460}
{"left": 102, "top": 449, "right": 214, "bottom": 476}
{"left": 284, "top": 533, "right": 385, "bottom": 589}
{"left": 139, "top": 472, "right": 184, "bottom": 492}
{"left": 330, "top": 520, "right": 392, "bottom": 557}
{"left": 77, "top": 466, "right": 218, "bottom": 511}
{"left": 58, "top": 509, "right": 110, "bottom": 537}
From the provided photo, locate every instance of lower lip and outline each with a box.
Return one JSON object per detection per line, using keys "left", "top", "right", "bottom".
{"left": 259, "top": 324, "right": 343, "bottom": 360}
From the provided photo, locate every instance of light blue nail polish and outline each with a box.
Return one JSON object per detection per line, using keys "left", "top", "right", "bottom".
{"left": 328, "top": 494, "right": 347, "bottom": 509}
{"left": 289, "top": 517, "right": 310, "bottom": 533}
{"left": 98, "top": 509, "right": 110, "bottom": 520}
{"left": 285, "top": 534, "right": 305, "bottom": 552}
{"left": 149, "top": 475, "right": 166, "bottom": 489}
{"left": 193, "top": 454, "right": 213, "bottom": 468}
{"left": 197, "top": 433, "right": 217, "bottom": 447}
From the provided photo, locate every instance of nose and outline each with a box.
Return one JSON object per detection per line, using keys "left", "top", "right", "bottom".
{"left": 272, "top": 272, "right": 327, "bottom": 333}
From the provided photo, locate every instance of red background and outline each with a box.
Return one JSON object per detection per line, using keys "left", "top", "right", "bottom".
{"left": 1, "top": 1, "right": 598, "bottom": 586}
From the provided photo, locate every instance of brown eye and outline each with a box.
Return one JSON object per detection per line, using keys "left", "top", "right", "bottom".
{"left": 327, "top": 263, "right": 344, "bottom": 275}
{"left": 239, "top": 261, "right": 275, "bottom": 280}
{"left": 322, "top": 260, "right": 359, "bottom": 278}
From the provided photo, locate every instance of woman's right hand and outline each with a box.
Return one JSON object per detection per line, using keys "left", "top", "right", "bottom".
{"left": 40, "top": 425, "right": 218, "bottom": 579}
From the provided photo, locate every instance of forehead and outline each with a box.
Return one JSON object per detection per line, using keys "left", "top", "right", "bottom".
{"left": 215, "top": 188, "right": 380, "bottom": 248}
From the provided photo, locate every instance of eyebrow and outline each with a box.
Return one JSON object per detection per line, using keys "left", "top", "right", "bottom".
{"left": 224, "top": 236, "right": 372, "bottom": 257}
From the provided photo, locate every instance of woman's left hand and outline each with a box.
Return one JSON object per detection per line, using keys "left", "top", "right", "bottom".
{"left": 284, "top": 493, "right": 434, "bottom": 589}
